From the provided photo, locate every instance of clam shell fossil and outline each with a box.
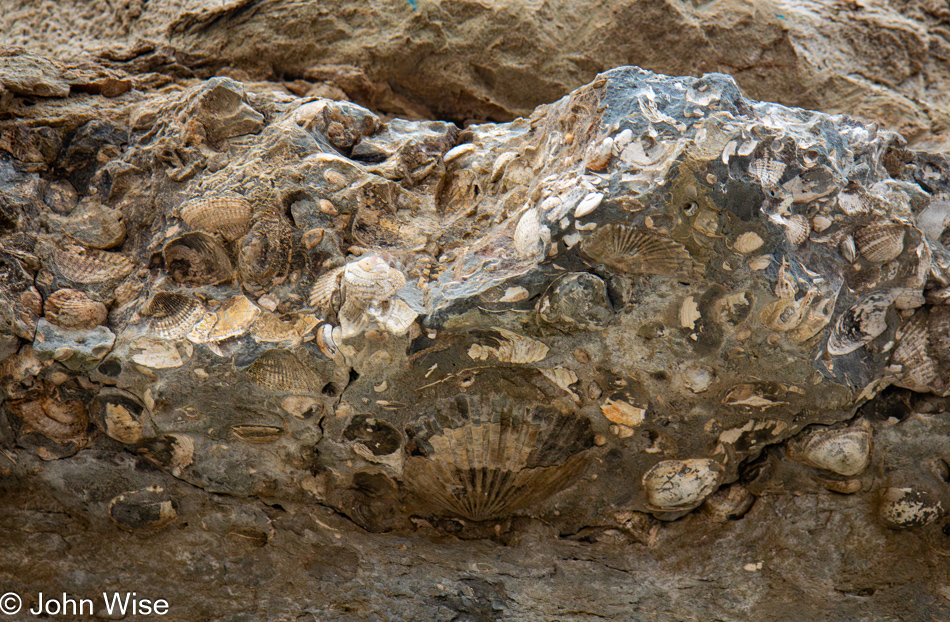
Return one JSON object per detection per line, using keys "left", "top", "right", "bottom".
{"left": 513, "top": 208, "right": 547, "bottom": 258}
{"left": 179, "top": 195, "right": 252, "bottom": 242}
{"left": 891, "top": 312, "right": 936, "bottom": 392}
{"left": 581, "top": 224, "right": 694, "bottom": 278}
{"left": 733, "top": 231, "right": 764, "bottom": 254}
{"left": 90, "top": 388, "right": 152, "bottom": 445}
{"left": 207, "top": 295, "right": 260, "bottom": 341}
{"left": 245, "top": 349, "right": 321, "bottom": 393}
{"left": 879, "top": 487, "right": 944, "bottom": 529}
{"left": 854, "top": 221, "right": 905, "bottom": 263}
{"left": 781, "top": 214, "right": 810, "bottom": 246}
{"left": 44, "top": 288, "right": 108, "bottom": 329}
{"left": 143, "top": 292, "right": 206, "bottom": 340}
{"left": 403, "top": 395, "right": 594, "bottom": 521}
{"left": 231, "top": 423, "right": 285, "bottom": 444}
{"left": 826, "top": 291, "right": 894, "bottom": 356}
{"left": 749, "top": 158, "right": 786, "bottom": 187}
{"left": 700, "top": 483, "right": 755, "bottom": 522}
{"left": 342, "top": 255, "right": 406, "bottom": 304}
{"left": 109, "top": 487, "right": 178, "bottom": 533}
{"left": 50, "top": 240, "right": 134, "bottom": 286}
{"left": 237, "top": 215, "right": 293, "bottom": 297}
{"left": 796, "top": 426, "right": 871, "bottom": 476}
{"left": 163, "top": 232, "right": 233, "bottom": 287}
{"left": 642, "top": 459, "right": 722, "bottom": 511}
{"left": 45, "top": 200, "right": 126, "bottom": 250}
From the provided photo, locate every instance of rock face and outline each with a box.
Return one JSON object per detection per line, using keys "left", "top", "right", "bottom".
{"left": 4, "top": 48, "right": 950, "bottom": 620}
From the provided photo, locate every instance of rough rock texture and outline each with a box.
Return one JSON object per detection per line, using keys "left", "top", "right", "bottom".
{"left": 2, "top": 0, "right": 950, "bottom": 150}
{"left": 4, "top": 21, "right": 950, "bottom": 622}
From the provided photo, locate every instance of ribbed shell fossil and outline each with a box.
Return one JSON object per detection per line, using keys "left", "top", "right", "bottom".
{"left": 700, "top": 483, "right": 755, "bottom": 522}
{"left": 342, "top": 255, "right": 406, "bottom": 304}
{"left": 309, "top": 266, "right": 345, "bottom": 311}
{"left": 890, "top": 312, "right": 936, "bottom": 392}
{"left": 179, "top": 195, "right": 252, "bottom": 242}
{"left": 231, "top": 423, "right": 285, "bottom": 444}
{"left": 826, "top": 292, "right": 893, "bottom": 355}
{"left": 8, "top": 396, "right": 88, "bottom": 441}
{"left": 796, "top": 426, "right": 871, "bottom": 476}
{"left": 44, "top": 288, "right": 108, "bottom": 329}
{"left": 581, "top": 224, "right": 694, "bottom": 278}
{"left": 163, "top": 232, "right": 234, "bottom": 286}
{"left": 245, "top": 349, "right": 321, "bottom": 393}
{"left": 143, "top": 292, "right": 206, "bottom": 340}
{"left": 642, "top": 459, "right": 722, "bottom": 511}
{"left": 237, "top": 215, "right": 293, "bottom": 297}
{"left": 403, "top": 396, "right": 593, "bottom": 521}
{"left": 749, "top": 158, "right": 786, "bottom": 187}
{"left": 854, "top": 221, "right": 905, "bottom": 263}
{"left": 50, "top": 240, "right": 134, "bottom": 286}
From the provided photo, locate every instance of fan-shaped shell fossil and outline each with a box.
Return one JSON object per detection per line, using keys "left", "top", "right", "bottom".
{"left": 403, "top": 396, "right": 594, "bottom": 521}
{"left": 700, "top": 483, "right": 755, "bottom": 522}
{"left": 749, "top": 158, "right": 786, "bottom": 187}
{"left": 50, "top": 240, "right": 134, "bottom": 285}
{"left": 237, "top": 215, "right": 293, "bottom": 297}
{"left": 207, "top": 295, "right": 260, "bottom": 341}
{"left": 90, "top": 387, "right": 151, "bottom": 444}
{"left": 781, "top": 214, "right": 810, "bottom": 246}
{"left": 44, "top": 288, "right": 108, "bottom": 329}
{"left": 879, "top": 487, "right": 944, "bottom": 529}
{"left": 854, "top": 221, "right": 905, "bottom": 263}
{"left": 9, "top": 395, "right": 88, "bottom": 441}
{"left": 891, "top": 313, "right": 936, "bottom": 392}
{"left": 342, "top": 255, "right": 406, "bottom": 304}
{"left": 581, "top": 224, "right": 694, "bottom": 278}
{"left": 143, "top": 292, "right": 206, "bottom": 340}
{"left": 245, "top": 349, "right": 321, "bottom": 393}
{"left": 109, "top": 487, "right": 178, "bottom": 533}
{"left": 826, "top": 291, "right": 893, "bottom": 355}
{"left": 163, "top": 231, "right": 234, "bottom": 286}
{"left": 796, "top": 427, "right": 871, "bottom": 476}
{"left": 309, "top": 266, "right": 345, "bottom": 311}
{"left": 179, "top": 195, "right": 252, "bottom": 242}
{"left": 642, "top": 459, "right": 722, "bottom": 511}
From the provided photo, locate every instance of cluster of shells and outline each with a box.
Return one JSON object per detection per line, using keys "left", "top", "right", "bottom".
{"left": 3, "top": 67, "right": 950, "bottom": 537}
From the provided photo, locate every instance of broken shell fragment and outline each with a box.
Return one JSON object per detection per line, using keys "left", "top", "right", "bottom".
{"left": 163, "top": 232, "right": 234, "bottom": 286}
{"left": 109, "top": 487, "right": 178, "bottom": 532}
{"left": 44, "top": 288, "right": 108, "bottom": 329}
{"left": 826, "top": 292, "right": 893, "bottom": 355}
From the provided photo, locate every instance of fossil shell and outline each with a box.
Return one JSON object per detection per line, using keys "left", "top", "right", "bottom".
{"left": 879, "top": 487, "right": 944, "bottom": 529}
{"left": 491, "top": 151, "right": 518, "bottom": 182}
{"left": 782, "top": 214, "right": 810, "bottom": 246}
{"left": 733, "top": 231, "right": 764, "bottom": 254}
{"left": 163, "top": 232, "right": 234, "bottom": 286}
{"left": 342, "top": 255, "right": 406, "bottom": 304}
{"left": 109, "top": 487, "right": 178, "bottom": 533}
{"left": 316, "top": 323, "right": 341, "bottom": 359}
{"left": 796, "top": 426, "right": 871, "bottom": 476}
{"left": 854, "top": 221, "right": 905, "bottom": 263}
{"left": 207, "top": 295, "right": 260, "bottom": 341}
{"left": 237, "top": 215, "right": 293, "bottom": 297}
{"left": 135, "top": 434, "right": 195, "bottom": 473}
{"left": 403, "top": 395, "right": 593, "bottom": 521}
{"left": 90, "top": 388, "right": 151, "bottom": 444}
{"left": 700, "top": 483, "right": 755, "bottom": 522}
{"left": 467, "top": 328, "right": 549, "bottom": 364}
{"left": 513, "top": 208, "right": 547, "bottom": 258}
{"left": 749, "top": 158, "right": 786, "bottom": 187}
{"left": 344, "top": 415, "right": 402, "bottom": 456}
{"left": 574, "top": 192, "right": 604, "bottom": 218}
{"left": 826, "top": 291, "right": 893, "bottom": 355}
{"left": 245, "top": 349, "right": 321, "bottom": 393}
{"left": 231, "top": 423, "right": 284, "bottom": 444}
{"left": 143, "top": 292, "right": 206, "bottom": 340}
{"left": 891, "top": 312, "right": 936, "bottom": 392}
{"left": 44, "top": 288, "right": 108, "bottom": 329}
{"left": 46, "top": 200, "right": 126, "bottom": 249}
{"left": 537, "top": 272, "right": 613, "bottom": 331}
{"left": 9, "top": 396, "right": 88, "bottom": 441}
{"left": 50, "top": 240, "right": 134, "bottom": 285}
{"left": 179, "top": 195, "right": 252, "bottom": 242}
{"left": 309, "top": 266, "right": 345, "bottom": 311}
{"left": 839, "top": 235, "right": 857, "bottom": 263}
{"left": 642, "top": 459, "right": 723, "bottom": 511}
{"left": 581, "top": 224, "right": 694, "bottom": 278}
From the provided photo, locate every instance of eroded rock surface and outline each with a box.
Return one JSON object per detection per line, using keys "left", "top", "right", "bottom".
{"left": 3, "top": 52, "right": 950, "bottom": 619}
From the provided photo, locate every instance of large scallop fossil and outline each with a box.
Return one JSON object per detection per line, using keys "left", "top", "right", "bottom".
{"left": 402, "top": 395, "right": 594, "bottom": 521}
{"left": 581, "top": 224, "right": 695, "bottom": 278}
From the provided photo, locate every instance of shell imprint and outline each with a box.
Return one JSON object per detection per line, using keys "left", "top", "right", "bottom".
{"left": 581, "top": 224, "right": 694, "bottom": 278}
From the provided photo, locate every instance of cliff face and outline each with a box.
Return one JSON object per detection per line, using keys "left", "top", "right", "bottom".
{"left": 3, "top": 3, "right": 950, "bottom": 621}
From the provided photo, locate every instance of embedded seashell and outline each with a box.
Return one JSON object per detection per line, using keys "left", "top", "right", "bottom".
{"left": 179, "top": 195, "right": 252, "bottom": 242}
{"left": 581, "top": 224, "right": 694, "bottom": 278}
{"left": 231, "top": 423, "right": 284, "bottom": 444}
{"left": 316, "top": 323, "right": 341, "bottom": 359}
{"left": 135, "top": 434, "right": 195, "bottom": 473}
{"left": 839, "top": 235, "right": 857, "bottom": 263}
{"left": 9, "top": 396, "right": 88, "bottom": 441}
{"left": 50, "top": 240, "right": 134, "bottom": 285}
{"left": 143, "top": 292, "right": 206, "bottom": 340}
{"left": 90, "top": 387, "right": 151, "bottom": 444}
{"left": 837, "top": 191, "right": 871, "bottom": 215}
{"left": 376, "top": 298, "right": 418, "bottom": 335}
{"left": 642, "top": 459, "right": 723, "bottom": 511}
{"left": 891, "top": 312, "right": 936, "bottom": 392}
{"left": 537, "top": 272, "right": 613, "bottom": 331}
{"left": 749, "top": 158, "right": 786, "bottom": 187}
{"left": 585, "top": 137, "right": 613, "bottom": 171}
{"left": 245, "top": 349, "right": 321, "bottom": 393}
{"left": 237, "top": 215, "right": 293, "bottom": 297}
{"left": 344, "top": 415, "right": 402, "bottom": 456}
{"left": 109, "top": 487, "right": 178, "bottom": 533}
{"left": 811, "top": 215, "right": 832, "bottom": 232}
{"left": 342, "top": 255, "right": 406, "bottom": 304}
{"left": 207, "top": 295, "right": 260, "bottom": 341}
{"left": 44, "top": 288, "right": 107, "bottom": 329}
{"left": 403, "top": 396, "right": 594, "bottom": 521}
{"left": 490, "top": 151, "right": 518, "bottom": 182}
{"left": 309, "top": 266, "right": 345, "bottom": 311}
{"left": 600, "top": 399, "right": 645, "bottom": 427}
{"left": 45, "top": 200, "right": 126, "bottom": 249}
{"left": 163, "top": 232, "right": 234, "bottom": 286}
{"left": 796, "top": 427, "right": 871, "bottom": 476}
{"left": 781, "top": 214, "right": 810, "bottom": 246}
{"left": 574, "top": 192, "right": 604, "bottom": 218}
{"left": 442, "top": 143, "right": 475, "bottom": 164}
{"left": 513, "top": 208, "right": 548, "bottom": 258}
{"left": 879, "top": 487, "right": 944, "bottom": 529}
{"left": 826, "top": 291, "right": 893, "bottom": 355}
{"left": 467, "top": 328, "right": 549, "bottom": 364}
{"left": 700, "top": 483, "right": 755, "bottom": 522}
{"left": 733, "top": 231, "right": 764, "bottom": 254}
{"left": 854, "top": 221, "right": 904, "bottom": 263}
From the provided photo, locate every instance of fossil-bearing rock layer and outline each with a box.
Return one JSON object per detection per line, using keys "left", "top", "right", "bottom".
{"left": 2, "top": 0, "right": 950, "bottom": 151}
{"left": 3, "top": 53, "right": 950, "bottom": 618}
